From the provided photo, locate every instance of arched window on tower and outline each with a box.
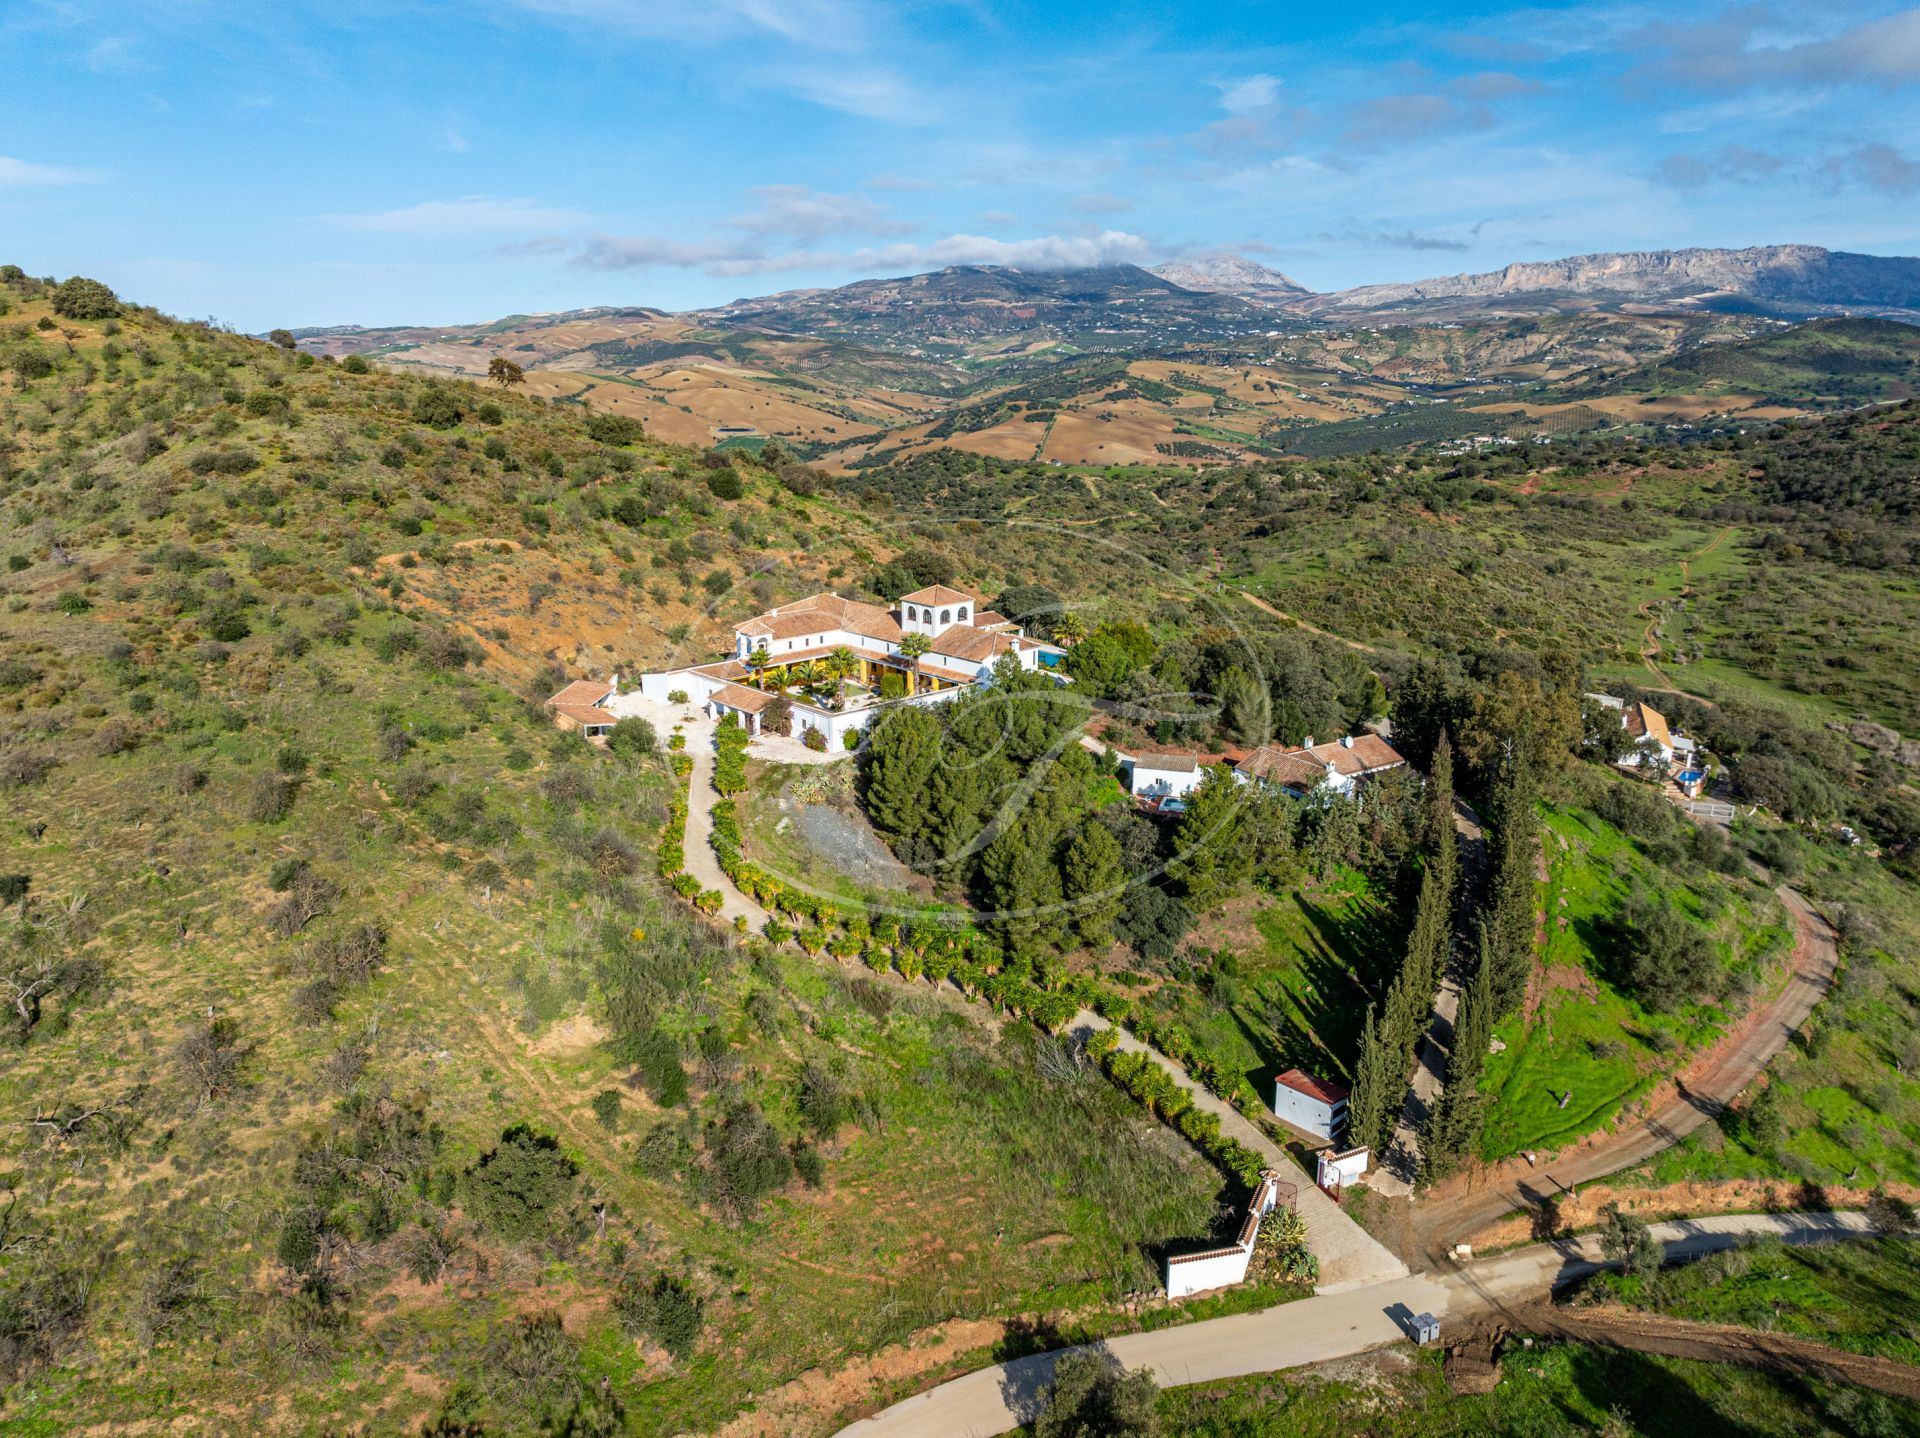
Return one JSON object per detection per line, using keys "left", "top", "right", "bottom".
{"left": 939, "top": 608, "right": 952, "bottom": 626}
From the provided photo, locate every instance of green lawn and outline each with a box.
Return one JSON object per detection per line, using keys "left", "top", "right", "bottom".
{"left": 1478, "top": 805, "right": 1789, "bottom": 1160}
{"left": 1141, "top": 873, "right": 1401, "bottom": 1106}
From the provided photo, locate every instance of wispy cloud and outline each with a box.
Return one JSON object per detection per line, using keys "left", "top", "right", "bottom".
{"left": 509, "top": 0, "right": 870, "bottom": 51}
{"left": 1314, "top": 223, "right": 1474, "bottom": 252}
{"left": 731, "top": 184, "right": 911, "bottom": 239}
{"left": 320, "top": 195, "right": 589, "bottom": 236}
{"left": 1217, "top": 73, "right": 1282, "bottom": 116}
{"left": 0, "top": 155, "right": 102, "bottom": 189}
{"left": 1656, "top": 144, "right": 1785, "bottom": 188}
{"left": 1821, "top": 141, "right": 1920, "bottom": 197}
{"left": 568, "top": 228, "right": 1156, "bottom": 277}
{"left": 1624, "top": 7, "right": 1920, "bottom": 92}
{"left": 1069, "top": 192, "right": 1134, "bottom": 215}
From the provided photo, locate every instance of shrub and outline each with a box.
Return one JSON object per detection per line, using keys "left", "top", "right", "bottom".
{"left": 607, "top": 716, "right": 657, "bottom": 759}
{"left": 706, "top": 468, "right": 744, "bottom": 500}
{"left": 410, "top": 386, "right": 463, "bottom": 428}
{"left": 0, "top": 748, "right": 58, "bottom": 788}
{"left": 50, "top": 276, "right": 120, "bottom": 319}
{"left": 842, "top": 727, "right": 861, "bottom": 751}
{"left": 462, "top": 1124, "right": 579, "bottom": 1240}
{"left": 585, "top": 412, "right": 646, "bottom": 446}
{"left": 591, "top": 1089, "right": 623, "bottom": 1130}
{"left": 340, "top": 354, "right": 370, "bottom": 374}
{"left": 705, "top": 1102, "right": 792, "bottom": 1218}
{"left": 802, "top": 727, "right": 828, "bottom": 752}
{"left": 613, "top": 1273, "right": 703, "bottom": 1361}
{"left": 479, "top": 1310, "right": 583, "bottom": 1426}
{"left": 667, "top": 689, "right": 689, "bottom": 704}
{"left": 247, "top": 771, "right": 299, "bottom": 824}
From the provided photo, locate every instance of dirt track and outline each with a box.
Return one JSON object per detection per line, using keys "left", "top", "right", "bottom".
{"left": 1489, "top": 1303, "right": 1920, "bottom": 1403}
{"left": 1410, "top": 883, "right": 1839, "bottom": 1261}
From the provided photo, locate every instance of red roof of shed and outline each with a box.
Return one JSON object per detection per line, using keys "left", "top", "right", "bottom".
{"left": 1274, "top": 1068, "right": 1350, "bottom": 1104}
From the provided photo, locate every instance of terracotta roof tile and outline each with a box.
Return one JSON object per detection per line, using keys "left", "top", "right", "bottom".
{"left": 899, "top": 583, "right": 980, "bottom": 607}
{"left": 1275, "top": 1068, "right": 1350, "bottom": 1104}
{"left": 547, "top": 679, "right": 613, "bottom": 709}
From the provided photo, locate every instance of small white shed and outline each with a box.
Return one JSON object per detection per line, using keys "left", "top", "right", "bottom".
{"left": 1272, "top": 1068, "right": 1349, "bottom": 1142}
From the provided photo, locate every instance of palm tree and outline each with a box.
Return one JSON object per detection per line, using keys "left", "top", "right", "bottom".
{"left": 743, "top": 650, "right": 770, "bottom": 688}
{"left": 826, "top": 646, "right": 860, "bottom": 684}
{"left": 897, "top": 632, "right": 931, "bottom": 693}
{"left": 1053, "top": 611, "right": 1087, "bottom": 646}
{"left": 789, "top": 659, "right": 820, "bottom": 686}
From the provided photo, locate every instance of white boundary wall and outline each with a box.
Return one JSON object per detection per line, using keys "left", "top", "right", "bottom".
{"left": 1164, "top": 1170, "right": 1292, "bottom": 1298}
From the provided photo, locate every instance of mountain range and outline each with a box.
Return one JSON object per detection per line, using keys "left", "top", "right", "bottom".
{"left": 291, "top": 243, "right": 1920, "bottom": 471}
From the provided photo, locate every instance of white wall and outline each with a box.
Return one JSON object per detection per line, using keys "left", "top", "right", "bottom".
{"left": 1165, "top": 1246, "right": 1252, "bottom": 1299}
{"left": 637, "top": 669, "right": 719, "bottom": 705}
{"left": 1271, "top": 1086, "right": 1340, "bottom": 1140}
{"left": 1317, "top": 1148, "right": 1369, "bottom": 1189}
{"left": 1129, "top": 763, "right": 1202, "bottom": 798}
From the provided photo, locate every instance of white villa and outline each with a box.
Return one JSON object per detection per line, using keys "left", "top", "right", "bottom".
{"left": 1587, "top": 693, "right": 1699, "bottom": 773}
{"left": 633, "top": 585, "right": 1059, "bottom": 748}
{"left": 1234, "top": 732, "right": 1406, "bottom": 798}
{"left": 1125, "top": 752, "right": 1204, "bottom": 809}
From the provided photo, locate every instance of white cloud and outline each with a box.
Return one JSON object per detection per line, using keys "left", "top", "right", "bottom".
{"left": 1069, "top": 192, "right": 1134, "bottom": 215}
{"left": 731, "top": 185, "right": 911, "bottom": 239}
{"left": 0, "top": 156, "right": 102, "bottom": 189}
{"left": 569, "top": 228, "right": 1156, "bottom": 277}
{"left": 509, "top": 0, "right": 869, "bottom": 50}
{"left": 1218, "top": 73, "right": 1282, "bottom": 116}
{"left": 777, "top": 67, "right": 931, "bottom": 123}
{"left": 321, "top": 196, "right": 588, "bottom": 236}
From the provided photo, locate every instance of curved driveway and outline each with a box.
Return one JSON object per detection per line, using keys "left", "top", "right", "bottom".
{"left": 835, "top": 1212, "right": 1879, "bottom": 1438}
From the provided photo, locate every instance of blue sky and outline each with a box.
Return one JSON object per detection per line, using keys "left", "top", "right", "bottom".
{"left": 3, "top": 0, "right": 1918, "bottom": 329}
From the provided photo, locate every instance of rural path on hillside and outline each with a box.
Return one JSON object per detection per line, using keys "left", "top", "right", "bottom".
{"left": 1409, "top": 882, "right": 1838, "bottom": 1261}
{"left": 1372, "top": 797, "right": 1486, "bottom": 1197}
{"left": 834, "top": 1211, "right": 1881, "bottom": 1438}
{"left": 1637, "top": 524, "right": 1733, "bottom": 697}
{"left": 1070, "top": 1012, "right": 1409, "bottom": 1294}
{"left": 1235, "top": 589, "right": 1380, "bottom": 654}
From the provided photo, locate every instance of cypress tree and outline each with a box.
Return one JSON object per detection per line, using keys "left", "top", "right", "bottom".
{"left": 1346, "top": 1004, "right": 1397, "bottom": 1156}
{"left": 1482, "top": 755, "right": 1539, "bottom": 1018}
{"left": 1422, "top": 924, "right": 1497, "bottom": 1180}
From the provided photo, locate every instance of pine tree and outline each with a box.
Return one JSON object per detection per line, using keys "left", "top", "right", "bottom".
{"left": 1427, "top": 730, "right": 1459, "bottom": 894}
{"left": 1168, "top": 770, "right": 1251, "bottom": 907}
{"left": 861, "top": 706, "right": 943, "bottom": 843}
{"left": 1063, "top": 822, "right": 1126, "bottom": 949}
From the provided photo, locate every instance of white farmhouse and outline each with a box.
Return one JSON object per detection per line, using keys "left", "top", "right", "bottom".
{"left": 631, "top": 585, "right": 1057, "bottom": 749}
{"left": 1235, "top": 733, "right": 1406, "bottom": 799}
{"left": 1271, "top": 1068, "right": 1349, "bottom": 1143}
{"left": 1125, "top": 752, "right": 1203, "bottom": 809}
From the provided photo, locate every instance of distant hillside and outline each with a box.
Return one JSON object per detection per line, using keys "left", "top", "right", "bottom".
{"left": 1297, "top": 245, "right": 1920, "bottom": 320}
{"left": 1589, "top": 317, "right": 1920, "bottom": 403}
{"left": 701, "top": 263, "right": 1284, "bottom": 354}
{"left": 1148, "top": 254, "right": 1308, "bottom": 299}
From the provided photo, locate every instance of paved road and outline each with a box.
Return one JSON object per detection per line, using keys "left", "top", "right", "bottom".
{"left": 1072, "top": 1013, "right": 1409, "bottom": 1294}
{"left": 1410, "top": 883, "right": 1838, "bottom": 1261}
{"left": 835, "top": 1212, "right": 1879, "bottom": 1438}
